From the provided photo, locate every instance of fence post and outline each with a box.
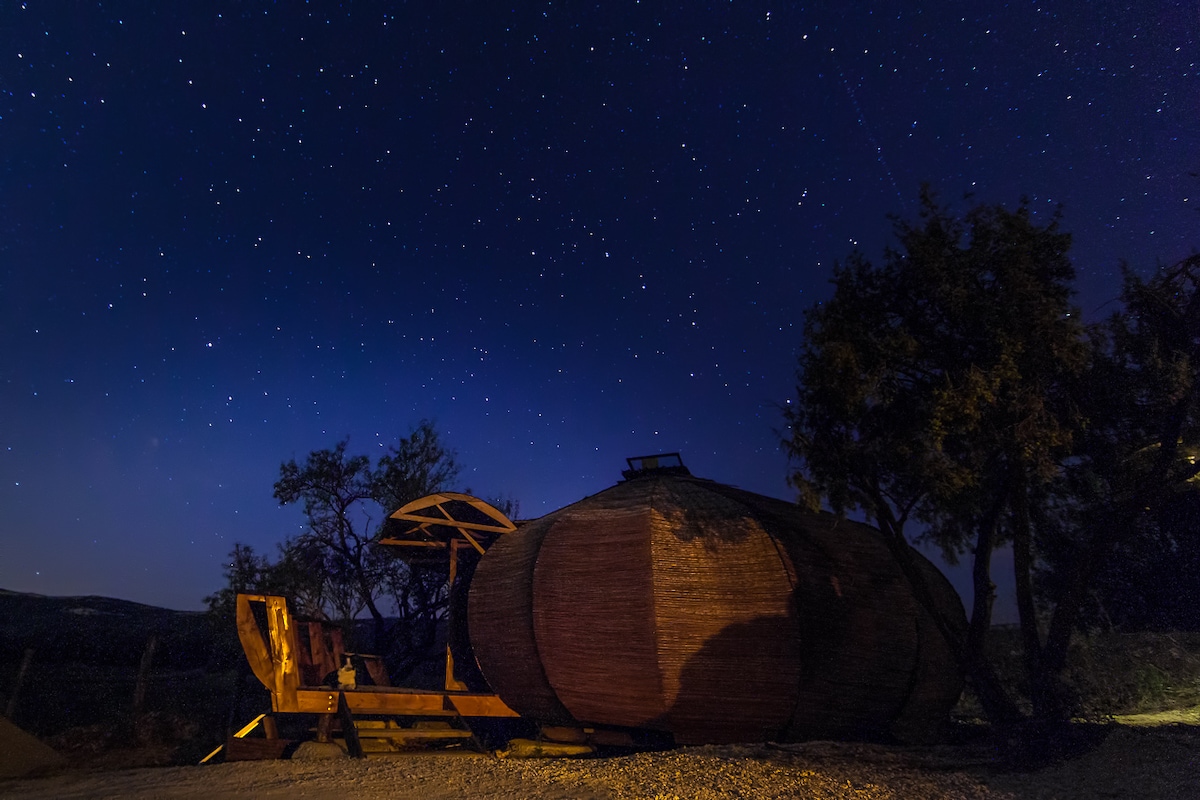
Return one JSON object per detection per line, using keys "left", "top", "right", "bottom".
{"left": 133, "top": 636, "right": 158, "bottom": 715}
{"left": 4, "top": 648, "right": 34, "bottom": 720}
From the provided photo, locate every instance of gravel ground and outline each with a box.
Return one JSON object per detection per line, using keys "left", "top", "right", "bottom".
{"left": 1, "top": 727, "right": 1197, "bottom": 800}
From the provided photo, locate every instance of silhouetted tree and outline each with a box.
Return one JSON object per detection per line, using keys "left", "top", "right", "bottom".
{"left": 784, "top": 189, "right": 1088, "bottom": 724}
{"left": 208, "top": 420, "right": 464, "bottom": 682}
{"left": 1039, "top": 256, "right": 1200, "bottom": 636}
{"left": 204, "top": 543, "right": 270, "bottom": 620}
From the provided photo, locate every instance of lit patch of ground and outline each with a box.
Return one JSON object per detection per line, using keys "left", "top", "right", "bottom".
{"left": 1113, "top": 704, "right": 1200, "bottom": 726}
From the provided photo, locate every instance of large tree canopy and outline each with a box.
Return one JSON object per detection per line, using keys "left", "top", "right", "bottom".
{"left": 786, "top": 189, "right": 1200, "bottom": 726}
{"left": 784, "top": 190, "right": 1090, "bottom": 723}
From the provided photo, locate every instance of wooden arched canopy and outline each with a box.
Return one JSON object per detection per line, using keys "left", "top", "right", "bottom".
{"left": 379, "top": 492, "right": 517, "bottom": 691}
{"left": 379, "top": 492, "right": 516, "bottom": 559}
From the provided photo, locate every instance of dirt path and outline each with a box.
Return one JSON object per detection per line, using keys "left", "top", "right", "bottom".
{"left": 2, "top": 727, "right": 1198, "bottom": 800}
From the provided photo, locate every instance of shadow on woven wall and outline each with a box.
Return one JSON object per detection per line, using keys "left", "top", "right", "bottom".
{"left": 645, "top": 614, "right": 802, "bottom": 745}
{"left": 654, "top": 494, "right": 758, "bottom": 548}
{"left": 648, "top": 605, "right": 938, "bottom": 746}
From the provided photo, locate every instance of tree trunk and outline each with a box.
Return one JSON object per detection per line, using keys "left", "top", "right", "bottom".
{"left": 1043, "top": 452, "right": 1191, "bottom": 678}
{"left": 1042, "top": 496, "right": 1134, "bottom": 676}
{"left": 870, "top": 489, "right": 1022, "bottom": 726}
{"left": 966, "top": 499, "right": 1025, "bottom": 725}
{"left": 1009, "top": 462, "right": 1066, "bottom": 721}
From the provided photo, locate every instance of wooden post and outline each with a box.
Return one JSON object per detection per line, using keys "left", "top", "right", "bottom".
{"left": 4, "top": 648, "right": 34, "bottom": 720}
{"left": 337, "top": 692, "right": 364, "bottom": 759}
{"left": 133, "top": 636, "right": 158, "bottom": 715}
{"left": 316, "top": 713, "right": 334, "bottom": 743}
{"left": 444, "top": 539, "right": 469, "bottom": 692}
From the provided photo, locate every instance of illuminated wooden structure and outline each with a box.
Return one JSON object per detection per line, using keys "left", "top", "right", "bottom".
{"left": 230, "top": 493, "right": 520, "bottom": 756}
{"left": 378, "top": 491, "right": 518, "bottom": 693}
{"left": 234, "top": 593, "right": 516, "bottom": 719}
{"left": 468, "top": 456, "right": 966, "bottom": 744}
{"left": 231, "top": 462, "right": 966, "bottom": 753}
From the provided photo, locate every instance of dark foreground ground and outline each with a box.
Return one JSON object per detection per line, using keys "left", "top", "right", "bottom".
{"left": 3, "top": 723, "right": 1200, "bottom": 800}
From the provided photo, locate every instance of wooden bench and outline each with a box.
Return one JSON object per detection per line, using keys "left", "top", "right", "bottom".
{"left": 223, "top": 593, "right": 517, "bottom": 760}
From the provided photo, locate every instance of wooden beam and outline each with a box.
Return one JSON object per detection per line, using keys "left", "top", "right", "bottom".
{"left": 337, "top": 692, "right": 364, "bottom": 759}
{"left": 447, "top": 694, "right": 521, "bottom": 718}
{"left": 388, "top": 493, "right": 517, "bottom": 536}
{"left": 291, "top": 689, "right": 518, "bottom": 718}
{"left": 235, "top": 595, "right": 275, "bottom": 690}
{"left": 375, "top": 538, "right": 447, "bottom": 548}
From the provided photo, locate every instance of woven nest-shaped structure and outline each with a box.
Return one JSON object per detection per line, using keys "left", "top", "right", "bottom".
{"left": 467, "top": 470, "right": 966, "bottom": 745}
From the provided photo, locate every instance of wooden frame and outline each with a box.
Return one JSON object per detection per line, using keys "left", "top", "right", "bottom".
{"left": 380, "top": 492, "right": 517, "bottom": 692}
{"left": 235, "top": 592, "right": 517, "bottom": 719}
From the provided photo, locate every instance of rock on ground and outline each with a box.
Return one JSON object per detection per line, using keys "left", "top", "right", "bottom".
{"left": 0, "top": 717, "right": 66, "bottom": 779}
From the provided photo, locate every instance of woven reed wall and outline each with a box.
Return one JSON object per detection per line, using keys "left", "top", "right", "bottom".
{"left": 467, "top": 516, "right": 575, "bottom": 724}
{"left": 645, "top": 480, "right": 801, "bottom": 744}
{"left": 467, "top": 474, "right": 966, "bottom": 744}
{"left": 534, "top": 495, "right": 664, "bottom": 728}
{"left": 888, "top": 554, "right": 966, "bottom": 742}
{"left": 699, "top": 481, "right": 964, "bottom": 740}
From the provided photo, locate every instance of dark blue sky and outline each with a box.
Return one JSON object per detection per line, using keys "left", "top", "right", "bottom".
{"left": 2, "top": 1, "right": 1196, "bottom": 611}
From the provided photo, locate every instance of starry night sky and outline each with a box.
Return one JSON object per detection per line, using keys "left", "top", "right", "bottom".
{"left": 2, "top": 2, "right": 1196, "bottom": 612}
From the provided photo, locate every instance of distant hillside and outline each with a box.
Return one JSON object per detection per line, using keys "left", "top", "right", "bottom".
{"left": 0, "top": 588, "right": 218, "bottom": 670}
{"left": 0, "top": 588, "right": 250, "bottom": 742}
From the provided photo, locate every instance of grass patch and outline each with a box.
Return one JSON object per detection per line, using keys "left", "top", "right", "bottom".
{"left": 957, "top": 627, "right": 1200, "bottom": 719}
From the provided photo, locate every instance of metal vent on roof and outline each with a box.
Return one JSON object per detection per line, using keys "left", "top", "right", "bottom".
{"left": 622, "top": 452, "right": 690, "bottom": 480}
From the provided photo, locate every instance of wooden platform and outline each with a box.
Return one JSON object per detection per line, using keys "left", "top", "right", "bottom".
{"left": 288, "top": 685, "right": 518, "bottom": 717}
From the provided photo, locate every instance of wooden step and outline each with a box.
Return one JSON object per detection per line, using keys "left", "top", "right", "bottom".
{"left": 350, "top": 720, "right": 473, "bottom": 740}
{"left": 354, "top": 728, "right": 474, "bottom": 740}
